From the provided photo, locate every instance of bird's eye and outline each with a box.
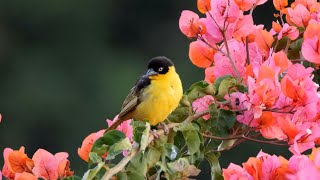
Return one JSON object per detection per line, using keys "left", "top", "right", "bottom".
{"left": 158, "top": 67, "right": 164, "bottom": 72}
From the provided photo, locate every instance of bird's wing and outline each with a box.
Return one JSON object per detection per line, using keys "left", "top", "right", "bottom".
{"left": 118, "top": 75, "right": 151, "bottom": 118}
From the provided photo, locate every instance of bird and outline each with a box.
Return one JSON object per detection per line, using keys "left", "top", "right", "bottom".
{"left": 106, "top": 56, "right": 183, "bottom": 131}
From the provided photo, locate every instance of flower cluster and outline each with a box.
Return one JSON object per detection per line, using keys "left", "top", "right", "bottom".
{"left": 223, "top": 147, "right": 320, "bottom": 179}
{"left": 182, "top": 0, "right": 320, "bottom": 155}
{"left": 1, "top": 146, "right": 73, "bottom": 180}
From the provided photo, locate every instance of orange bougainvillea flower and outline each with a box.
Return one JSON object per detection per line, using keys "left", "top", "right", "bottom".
{"left": 205, "top": 66, "right": 215, "bottom": 84}
{"left": 242, "top": 157, "right": 262, "bottom": 180}
{"left": 273, "top": 0, "right": 288, "bottom": 10}
{"left": 14, "top": 172, "right": 37, "bottom": 180}
{"left": 234, "top": 0, "right": 255, "bottom": 11}
{"left": 272, "top": 51, "right": 292, "bottom": 74}
{"left": 189, "top": 40, "right": 215, "bottom": 68}
{"left": 272, "top": 21, "right": 282, "bottom": 33}
{"left": 197, "top": 0, "right": 211, "bottom": 14}
{"left": 7, "top": 146, "right": 34, "bottom": 174}
{"left": 254, "top": 29, "right": 274, "bottom": 57}
{"left": 256, "top": 111, "right": 275, "bottom": 129}
{"left": 78, "top": 129, "right": 106, "bottom": 162}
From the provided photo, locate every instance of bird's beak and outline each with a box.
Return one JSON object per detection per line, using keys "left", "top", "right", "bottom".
{"left": 145, "top": 68, "right": 158, "bottom": 76}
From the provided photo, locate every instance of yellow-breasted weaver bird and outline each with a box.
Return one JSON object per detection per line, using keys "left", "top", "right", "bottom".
{"left": 106, "top": 56, "right": 183, "bottom": 131}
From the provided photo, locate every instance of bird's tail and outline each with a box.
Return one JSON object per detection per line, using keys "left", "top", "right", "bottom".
{"left": 105, "top": 118, "right": 127, "bottom": 133}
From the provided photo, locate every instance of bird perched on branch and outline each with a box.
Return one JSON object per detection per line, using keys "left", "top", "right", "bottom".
{"left": 106, "top": 56, "right": 183, "bottom": 131}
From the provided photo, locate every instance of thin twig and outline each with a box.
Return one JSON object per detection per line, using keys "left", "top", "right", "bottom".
{"left": 202, "top": 133, "right": 288, "bottom": 146}
{"left": 245, "top": 36, "right": 250, "bottom": 65}
{"left": 222, "top": 31, "right": 242, "bottom": 81}
{"left": 284, "top": 39, "right": 291, "bottom": 53}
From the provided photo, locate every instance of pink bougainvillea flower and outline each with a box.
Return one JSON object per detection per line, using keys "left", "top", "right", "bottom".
{"left": 192, "top": 95, "right": 215, "bottom": 120}
{"left": 233, "top": 15, "right": 255, "bottom": 41}
{"left": 223, "top": 163, "right": 254, "bottom": 180}
{"left": 205, "top": 66, "right": 215, "bottom": 84}
{"left": 277, "top": 23, "right": 299, "bottom": 40}
{"left": 201, "top": 0, "right": 240, "bottom": 45}
{"left": 302, "top": 22, "right": 320, "bottom": 64}
{"left": 255, "top": 0, "right": 268, "bottom": 5}
{"left": 106, "top": 115, "right": 133, "bottom": 141}
{"left": 287, "top": 154, "right": 320, "bottom": 179}
{"left": 78, "top": 129, "right": 106, "bottom": 162}
{"left": 286, "top": 3, "right": 311, "bottom": 27}
{"left": 289, "top": 123, "right": 320, "bottom": 154}
{"left": 179, "top": 10, "right": 205, "bottom": 38}
{"left": 210, "top": 0, "right": 240, "bottom": 24}
{"left": 188, "top": 40, "right": 215, "bottom": 68}
{"left": 281, "top": 64, "right": 317, "bottom": 105}
{"left": 213, "top": 39, "right": 247, "bottom": 79}
{"left": 197, "top": 0, "right": 211, "bottom": 13}
{"left": 310, "top": 147, "right": 320, "bottom": 167}
{"left": 32, "top": 149, "right": 73, "bottom": 180}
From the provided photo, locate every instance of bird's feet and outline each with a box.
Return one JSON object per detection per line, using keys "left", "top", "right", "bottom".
{"left": 149, "top": 129, "right": 160, "bottom": 140}
{"left": 157, "top": 122, "right": 169, "bottom": 135}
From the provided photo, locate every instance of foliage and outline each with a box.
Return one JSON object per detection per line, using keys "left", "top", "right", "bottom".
{"left": 1, "top": 0, "right": 320, "bottom": 179}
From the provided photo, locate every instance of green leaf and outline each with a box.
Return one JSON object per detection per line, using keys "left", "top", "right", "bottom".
{"left": 89, "top": 130, "right": 126, "bottom": 166}
{"left": 175, "top": 123, "right": 200, "bottom": 155}
{"left": 92, "top": 130, "right": 126, "bottom": 155}
{"left": 127, "top": 151, "right": 147, "bottom": 176}
{"left": 132, "top": 121, "right": 147, "bottom": 143}
{"left": 126, "top": 171, "right": 145, "bottom": 180}
{"left": 217, "top": 139, "right": 237, "bottom": 151}
{"left": 205, "top": 152, "right": 223, "bottom": 180}
{"left": 274, "top": 36, "right": 289, "bottom": 52}
{"left": 173, "top": 131, "right": 186, "bottom": 150}
{"left": 82, "top": 162, "right": 105, "bottom": 180}
{"left": 287, "top": 38, "right": 303, "bottom": 59}
{"left": 105, "top": 137, "right": 132, "bottom": 160}
{"left": 167, "top": 157, "right": 190, "bottom": 175}
{"left": 233, "top": 84, "right": 248, "bottom": 93}
{"left": 218, "top": 109, "right": 236, "bottom": 129}
{"left": 217, "top": 76, "right": 237, "bottom": 99}
{"left": 163, "top": 143, "right": 180, "bottom": 161}
{"left": 63, "top": 175, "right": 82, "bottom": 180}
{"left": 185, "top": 81, "right": 209, "bottom": 95}
{"left": 89, "top": 152, "right": 102, "bottom": 164}
{"left": 168, "top": 106, "right": 189, "bottom": 123}
{"left": 145, "top": 147, "right": 162, "bottom": 169}
{"left": 140, "top": 123, "right": 151, "bottom": 151}
{"left": 185, "top": 80, "right": 216, "bottom": 103}
{"left": 214, "top": 75, "right": 232, "bottom": 90}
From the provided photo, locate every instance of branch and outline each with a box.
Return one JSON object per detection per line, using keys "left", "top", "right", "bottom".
{"left": 102, "top": 146, "right": 140, "bottom": 180}
{"left": 202, "top": 133, "right": 288, "bottom": 146}
{"left": 102, "top": 110, "right": 210, "bottom": 179}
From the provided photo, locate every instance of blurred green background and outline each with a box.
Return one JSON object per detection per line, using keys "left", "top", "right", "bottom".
{"left": 0, "top": 0, "right": 291, "bottom": 178}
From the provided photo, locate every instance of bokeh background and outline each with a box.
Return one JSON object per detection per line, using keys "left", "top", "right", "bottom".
{"left": 0, "top": 0, "right": 291, "bottom": 178}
